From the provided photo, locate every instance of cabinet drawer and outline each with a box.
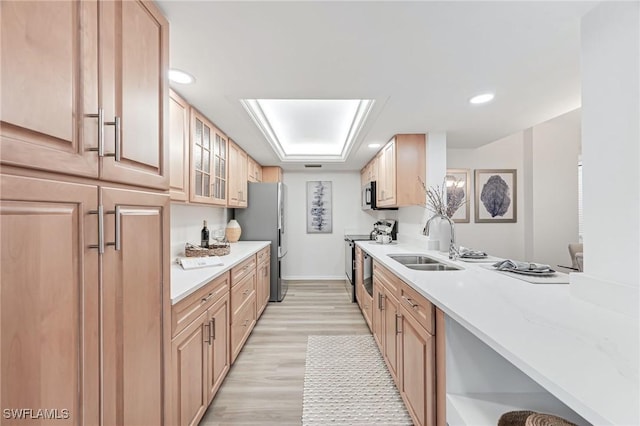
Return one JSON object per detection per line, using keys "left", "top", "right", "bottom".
{"left": 231, "top": 256, "right": 256, "bottom": 284}
{"left": 231, "top": 293, "right": 256, "bottom": 363}
{"left": 256, "top": 245, "right": 270, "bottom": 265}
{"left": 172, "top": 272, "right": 230, "bottom": 337}
{"left": 231, "top": 270, "right": 256, "bottom": 320}
{"left": 373, "top": 261, "right": 401, "bottom": 298}
{"left": 399, "top": 281, "right": 435, "bottom": 335}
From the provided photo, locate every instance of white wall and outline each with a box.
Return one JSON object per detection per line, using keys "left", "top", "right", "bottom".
{"left": 282, "top": 171, "right": 374, "bottom": 280}
{"left": 530, "top": 109, "right": 581, "bottom": 268}
{"left": 448, "top": 132, "right": 526, "bottom": 260}
{"left": 170, "top": 203, "right": 229, "bottom": 258}
{"left": 572, "top": 2, "right": 639, "bottom": 317}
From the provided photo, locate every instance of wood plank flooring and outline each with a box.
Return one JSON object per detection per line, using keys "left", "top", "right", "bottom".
{"left": 199, "top": 280, "right": 371, "bottom": 426}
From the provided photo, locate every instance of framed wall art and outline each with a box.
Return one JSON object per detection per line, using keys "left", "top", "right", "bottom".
{"left": 445, "top": 169, "right": 471, "bottom": 223}
{"left": 306, "top": 181, "right": 332, "bottom": 233}
{"left": 474, "top": 169, "right": 517, "bottom": 223}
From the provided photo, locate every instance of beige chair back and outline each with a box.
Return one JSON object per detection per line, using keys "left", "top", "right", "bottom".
{"left": 568, "top": 243, "right": 584, "bottom": 271}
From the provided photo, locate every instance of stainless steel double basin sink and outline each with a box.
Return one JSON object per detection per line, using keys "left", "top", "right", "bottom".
{"left": 388, "top": 254, "right": 462, "bottom": 271}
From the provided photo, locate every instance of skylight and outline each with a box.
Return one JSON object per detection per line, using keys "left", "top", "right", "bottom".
{"left": 240, "top": 98, "right": 374, "bottom": 162}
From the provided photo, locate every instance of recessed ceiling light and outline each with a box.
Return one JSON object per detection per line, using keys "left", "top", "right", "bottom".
{"left": 368, "top": 143, "right": 381, "bottom": 149}
{"left": 469, "top": 93, "right": 495, "bottom": 104}
{"left": 168, "top": 69, "right": 195, "bottom": 84}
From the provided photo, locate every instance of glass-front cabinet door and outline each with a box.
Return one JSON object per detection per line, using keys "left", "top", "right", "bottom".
{"left": 212, "top": 130, "right": 227, "bottom": 205}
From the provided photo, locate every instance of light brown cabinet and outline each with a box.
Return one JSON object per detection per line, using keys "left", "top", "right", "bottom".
{"left": 256, "top": 246, "right": 271, "bottom": 318}
{"left": 189, "top": 110, "right": 228, "bottom": 205}
{"left": 171, "top": 273, "right": 230, "bottom": 426}
{"left": 1, "top": 0, "right": 170, "bottom": 190}
{"left": 248, "top": 156, "right": 263, "bottom": 183}
{"left": 362, "top": 134, "right": 425, "bottom": 208}
{"left": 0, "top": 174, "right": 100, "bottom": 425}
{"left": 0, "top": 173, "right": 171, "bottom": 425}
{"left": 262, "top": 166, "right": 283, "bottom": 183}
{"left": 169, "top": 90, "right": 190, "bottom": 202}
{"left": 230, "top": 256, "right": 257, "bottom": 363}
{"left": 372, "top": 260, "right": 439, "bottom": 426}
{"left": 228, "top": 139, "right": 248, "bottom": 208}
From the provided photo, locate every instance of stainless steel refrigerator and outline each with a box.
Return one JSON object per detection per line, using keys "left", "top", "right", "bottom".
{"left": 235, "top": 182, "right": 288, "bottom": 301}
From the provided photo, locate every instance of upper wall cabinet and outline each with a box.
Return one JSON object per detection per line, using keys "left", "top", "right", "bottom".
{"left": 262, "top": 166, "right": 283, "bottom": 183}
{"left": 169, "top": 90, "right": 190, "bottom": 202}
{"left": 372, "top": 134, "right": 425, "bottom": 208}
{"left": 247, "top": 156, "right": 262, "bottom": 183}
{"left": 190, "top": 109, "right": 227, "bottom": 206}
{"left": 0, "top": 0, "right": 169, "bottom": 190}
{"left": 228, "top": 139, "right": 248, "bottom": 208}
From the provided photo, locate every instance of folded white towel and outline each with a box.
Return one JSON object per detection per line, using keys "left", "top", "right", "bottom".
{"left": 459, "top": 247, "right": 488, "bottom": 258}
{"left": 493, "top": 259, "right": 551, "bottom": 272}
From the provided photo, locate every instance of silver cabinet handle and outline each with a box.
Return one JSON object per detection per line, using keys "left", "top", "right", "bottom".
{"left": 402, "top": 295, "right": 418, "bottom": 309}
{"left": 86, "top": 108, "right": 120, "bottom": 160}
{"left": 104, "top": 206, "right": 121, "bottom": 251}
{"left": 201, "top": 292, "right": 214, "bottom": 303}
{"left": 395, "top": 314, "right": 402, "bottom": 335}
{"left": 204, "top": 321, "right": 211, "bottom": 344}
{"left": 210, "top": 318, "right": 215, "bottom": 342}
{"left": 88, "top": 205, "right": 104, "bottom": 254}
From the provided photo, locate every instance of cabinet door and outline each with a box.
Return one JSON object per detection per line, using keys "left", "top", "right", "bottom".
{"left": 400, "top": 309, "right": 435, "bottom": 426}
{"left": 256, "top": 261, "right": 270, "bottom": 318}
{"left": 383, "top": 292, "right": 401, "bottom": 384}
{"left": 206, "top": 296, "right": 230, "bottom": 403}
{"left": 169, "top": 90, "right": 190, "bottom": 201}
{"left": 375, "top": 151, "right": 385, "bottom": 204}
{"left": 0, "top": 0, "right": 99, "bottom": 178}
{"left": 100, "top": 0, "right": 169, "bottom": 189}
{"left": 238, "top": 148, "right": 248, "bottom": 207}
{"left": 101, "top": 187, "right": 170, "bottom": 425}
{"left": 171, "top": 311, "right": 208, "bottom": 426}
{"left": 227, "top": 141, "right": 240, "bottom": 206}
{"left": 211, "top": 128, "right": 228, "bottom": 205}
{"left": 190, "top": 111, "right": 215, "bottom": 204}
{"left": 380, "top": 140, "right": 396, "bottom": 205}
{"left": 0, "top": 174, "right": 99, "bottom": 424}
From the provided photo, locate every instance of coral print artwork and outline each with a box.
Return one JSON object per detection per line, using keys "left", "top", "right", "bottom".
{"left": 474, "top": 170, "right": 517, "bottom": 223}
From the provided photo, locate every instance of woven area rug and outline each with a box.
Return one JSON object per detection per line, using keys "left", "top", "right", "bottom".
{"left": 302, "top": 335, "right": 413, "bottom": 425}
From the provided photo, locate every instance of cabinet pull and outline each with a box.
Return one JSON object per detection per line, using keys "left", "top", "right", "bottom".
{"left": 201, "top": 292, "right": 214, "bottom": 303}
{"left": 402, "top": 295, "right": 418, "bottom": 309}
{"left": 88, "top": 205, "right": 104, "bottom": 254}
{"left": 243, "top": 289, "right": 249, "bottom": 296}
{"left": 378, "top": 293, "right": 383, "bottom": 310}
{"left": 86, "top": 108, "right": 120, "bottom": 160}
{"left": 210, "top": 318, "right": 215, "bottom": 341}
{"left": 395, "top": 314, "right": 402, "bottom": 335}
{"left": 204, "top": 322, "right": 211, "bottom": 344}
{"left": 243, "top": 319, "right": 249, "bottom": 327}
{"left": 104, "top": 206, "right": 121, "bottom": 251}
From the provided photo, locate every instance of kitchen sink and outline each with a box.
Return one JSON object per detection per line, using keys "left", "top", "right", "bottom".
{"left": 388, "top": 254, "right": 462, "bottom": 271}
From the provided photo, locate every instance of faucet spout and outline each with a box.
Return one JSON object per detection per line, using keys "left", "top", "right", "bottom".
{"left": 423, "top": 213, "right": 459, "bottom": 260}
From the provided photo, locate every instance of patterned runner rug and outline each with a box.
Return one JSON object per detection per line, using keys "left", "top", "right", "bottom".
{"left": 302, "top": 335, "right": 413, "bottom": 425}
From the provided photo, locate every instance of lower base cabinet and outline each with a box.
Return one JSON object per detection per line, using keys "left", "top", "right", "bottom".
{"left": 370, "top": 259, "right": 440, "bottom": 426}
{"left": 171, "top": 274, "right": 230, "bottom": 426}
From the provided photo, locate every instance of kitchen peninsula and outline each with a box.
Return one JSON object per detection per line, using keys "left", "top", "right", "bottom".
{"left": 357, "top": 238, "right": 638, "bottom": 426}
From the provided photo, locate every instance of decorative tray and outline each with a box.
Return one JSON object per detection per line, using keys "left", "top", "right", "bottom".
{"left": 185, "top": 242, "right": 230, "bottom": 257}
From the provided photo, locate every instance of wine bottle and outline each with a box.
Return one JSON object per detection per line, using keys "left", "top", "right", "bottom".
{"left": 201, "top": 220, "right": 210, "bottom": 248}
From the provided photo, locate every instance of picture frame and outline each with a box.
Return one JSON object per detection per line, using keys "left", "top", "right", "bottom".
{"left": 474, "top": 169, "right": 517, "bottom": 223}
{"left": 445, "top": 169, "right": 471, "bottom": 223}
{"left": 306, "top": 181, "right": 333, "bottom": 233}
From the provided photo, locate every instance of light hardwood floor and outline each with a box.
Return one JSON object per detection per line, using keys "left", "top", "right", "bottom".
{"left": 200, "top": 280, "right": 371, "bottom": 425}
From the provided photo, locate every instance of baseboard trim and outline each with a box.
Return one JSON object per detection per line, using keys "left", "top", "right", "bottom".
{"left": 283, "top": 275, "right": 347, "bottom": 281}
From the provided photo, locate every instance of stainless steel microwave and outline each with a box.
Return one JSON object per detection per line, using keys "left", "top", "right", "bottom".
{"left": 362, "top": 181, "right": 397, "bottom": 211}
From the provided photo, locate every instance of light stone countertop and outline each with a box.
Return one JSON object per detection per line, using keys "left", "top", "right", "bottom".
{"left": 171, "top": 241, "right": 270, "bottom": 304}
{"left": 356, "top": 239, "right": 639, "bottom": 426}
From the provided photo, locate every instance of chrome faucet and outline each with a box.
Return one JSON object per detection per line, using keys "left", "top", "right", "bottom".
{"left": 423, "top": 214, "right": 459, "bottom": 260}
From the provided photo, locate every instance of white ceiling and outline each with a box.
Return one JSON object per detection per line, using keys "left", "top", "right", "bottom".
{"left": 157, "top": 1, "right": 596, "bottom": 171}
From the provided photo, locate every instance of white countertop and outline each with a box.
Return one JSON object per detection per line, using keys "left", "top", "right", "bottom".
{"left": 357, "top": 239, "right": 639, "bottom": 426}
{"left": 171, "top": 241, "right": 270, "bottom": 304}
